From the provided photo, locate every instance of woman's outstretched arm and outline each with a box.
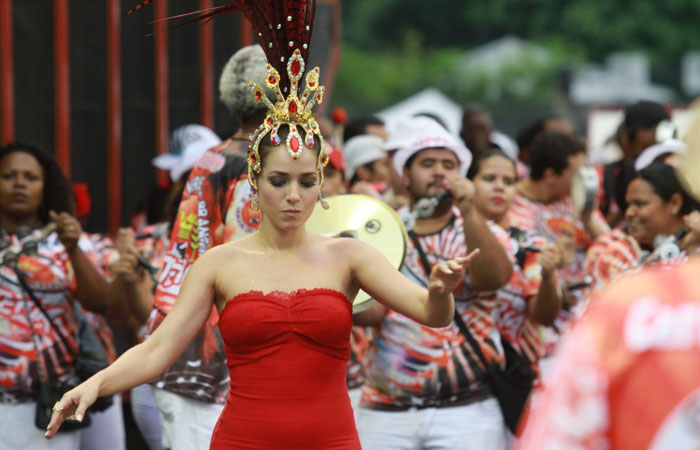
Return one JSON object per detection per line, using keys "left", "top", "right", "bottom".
{"left": 346, "top": 239, "right": 479, "bottom": 328}
{"left": 45, "top": 249, "right": 219, "bottom": 438}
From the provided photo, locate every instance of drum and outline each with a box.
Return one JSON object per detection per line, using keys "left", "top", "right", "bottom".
{"left": 676, "top": 100, "right": 700, "bottom": 200}
{"left": 571, "top": 166, "right": 599, "bottom": 218}
{"left": 306, "top": 194, "right": 408, "bottom": 312}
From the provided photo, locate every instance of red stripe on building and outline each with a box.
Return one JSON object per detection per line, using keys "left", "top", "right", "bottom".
{"left": 199, "top": 0, "right": 214, "bottom": 129}
{"left": 54, "top": 0, "right": 71, "bottom": 176}
{"left": 154, "top": 0, "right": 169, "bottom": 186}
{"left": 107, "top": 0, "right": 122, "bottom": 235}
{"left": 0, "top": 0, "right": 14, "bottom": 145}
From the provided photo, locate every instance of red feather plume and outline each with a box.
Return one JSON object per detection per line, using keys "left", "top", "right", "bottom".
{"left": 126, "top": 0, "right": 316, "bottom": 93}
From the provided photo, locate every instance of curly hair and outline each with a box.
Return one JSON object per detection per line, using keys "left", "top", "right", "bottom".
{"left": 219, "top": 45, "right": 275, "bottom": 124}
{"left": 0, "top": 142, "right": 75, "bottom": 223}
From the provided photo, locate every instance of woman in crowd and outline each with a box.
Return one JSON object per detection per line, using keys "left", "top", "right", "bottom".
{"left": 468, "top": 149, "right": 562, "bottom": 373}
{"left": 46, "top": 125, "right": 479, "bottom": 448}
{"left": 0, "top": 142, "right": 108, "bottom": 450}
{"left": 586, "top": 163, "right": 700, "bottom": 291}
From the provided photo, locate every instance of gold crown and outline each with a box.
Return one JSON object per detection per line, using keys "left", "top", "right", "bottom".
{"left": 247, "top": 49, "right": 328, "bottom": 190}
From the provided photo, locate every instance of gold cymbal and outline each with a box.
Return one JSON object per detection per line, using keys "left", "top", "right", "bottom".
{"left": 677, "top": 99, "right": 700, "bottom": 201}
{"left": 306, "top": 194, "right": 407, "bottom": 312}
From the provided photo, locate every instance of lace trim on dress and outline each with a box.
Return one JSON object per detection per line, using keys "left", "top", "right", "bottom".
{"left": 221, "top": 287, "right": 351, "bottom": 315}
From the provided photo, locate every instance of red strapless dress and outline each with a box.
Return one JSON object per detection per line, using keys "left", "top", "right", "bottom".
{"left": 210, "top": 288, "right": 361, "bottom": 449}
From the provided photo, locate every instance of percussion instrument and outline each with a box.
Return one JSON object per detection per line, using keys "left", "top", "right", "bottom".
{"left": 306, "top": 194, "right": 408, "bottom": 312}
{"left": 676, "top": 100, "right": 700, "bottom": 201}
{"left": 400, "top": 190, "right": 451, "bottom": 231}
{"left": 571, "top": 166, "right": 599, "bottom": 218}
{"left": 0, "top": 223, "right": 57, "bottom": 267}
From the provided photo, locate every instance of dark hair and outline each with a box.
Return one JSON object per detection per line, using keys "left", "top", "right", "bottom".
{"left": 529, "top": 132, "right": 585, "bottom": 181}
{"left": 461, "top": 103, "right": 491, "bottom": 119}
{"left": 467, "top": 149, "right": 516, "bottom": 180}
{"left": 0, "top": 142, "right": 74, "bottom": 223}
{"left": 349, "top": 160, "right": 378, "bottom": 186}
{"left": 624, "top": 100, "right": 669, "bottom": 137}
{"left": 343, "top": 116, "right": 384, "bottom": 142}
{"left": 258, "top": 127, "right": 321, "bottom": 169}
{"left": 516, "top": 115, "right": 567, "bottom": 152}
{"left": 633, "top": 163, "right": 696, "bottom": 216}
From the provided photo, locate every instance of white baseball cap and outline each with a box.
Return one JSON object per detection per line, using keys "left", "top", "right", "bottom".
{"left": 152, "top": 124, "right": 222, "bottom": 182}
{"left": 392, "top": 120, "right": 472, "bottom": 176}
{"left": 634, "top": 138, "right": 686, "bottom": 171}
{"left": 343, "top": 134, "right": 388, "bottom": 180}
{"left": 383, "top": 116, "right": 441, "bottom": 152}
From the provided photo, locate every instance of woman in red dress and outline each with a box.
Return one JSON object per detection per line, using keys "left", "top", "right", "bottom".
{"left": 45, "top": 4, "right": 480, "bottom": 448}
{"left": 46, "top": 126, "right": 478, "bottom": 449}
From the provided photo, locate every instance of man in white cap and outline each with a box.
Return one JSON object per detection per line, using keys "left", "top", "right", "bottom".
{"left": 356, "top": 120, "right": 514, "bottom": 450}
{"left": 343, "top": 134, "right": 392, "bottom": 200}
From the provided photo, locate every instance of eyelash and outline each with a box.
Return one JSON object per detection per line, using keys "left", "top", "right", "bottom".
{"left": 269, "top": 179, "right": 316, "bottom": 188}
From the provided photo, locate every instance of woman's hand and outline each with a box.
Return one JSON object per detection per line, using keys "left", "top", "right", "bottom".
{"left": 428, "top": 249, "right": 480, "bottom": 295}
{"left": 113, "top": 228, "right": 140, "bottom": 284}
{"left": 49, "top": 210, "right": 82, "bottom": 253}
{"left": 44, "top": 379, "right": 99, "bottom": 439}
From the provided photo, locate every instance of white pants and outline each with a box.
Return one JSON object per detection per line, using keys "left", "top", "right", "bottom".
{"left": 356, "top": 397, "right": 509, "bottom": 450}
{"left": 348, "top": 387, "right": 362, "bottom": 424}
{"left": 80, "top": 394, "right": 126, "bottom": 450}
{"left": 0, "top": 401, "right": 81, "bottom": 450}
{"left": 152, "top": 387, "right": 224, "bottom": 450}
{"left": 131, "top": 384, "right": 165, "bottom": 450}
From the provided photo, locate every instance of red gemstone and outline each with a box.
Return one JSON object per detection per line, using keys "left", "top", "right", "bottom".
{"left": 250, "top": 154, "right": 256, "bottom": 162}
{"left": 255, "top": 91, "right": 262, "bottom": 100}
{"left": 309, "top": 80, "right": 316, "bottom": 87}
{"left": 269, "top": 76, "right": 276, "bottom": 84}
{"left": 290, "top": 136, "right": 299, "bottom": 152}
{"left": 291, "top": 60, "right": 301, "bottom": 77}
{"left": 267, "top": 118, "right": 274, "bottom": 126}
{"left": 288, "top": 100, "right": 298, "bottom": 115}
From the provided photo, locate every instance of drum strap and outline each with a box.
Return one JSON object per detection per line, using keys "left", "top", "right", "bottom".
{"left": 408, "top": 231, "right": 432, "bottom": 280}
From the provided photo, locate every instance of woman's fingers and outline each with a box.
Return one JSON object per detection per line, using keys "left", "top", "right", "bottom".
{"left": 437, "top": 263, "right": 453, "bottom": 275}
{"left": 446, "top": 260, "right": 462, "bottom": 272}
{"left": 45, "top": 397, "right": 79, "bottom": 439}
{"left": 454, "top": 248, "right": 480, "bottom": 267}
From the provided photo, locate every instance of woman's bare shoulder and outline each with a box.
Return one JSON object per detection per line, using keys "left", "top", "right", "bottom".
{"left": 196, "top": 236, "right": 256, "bottom": 267}
{"left": 315, "top": 234, "right": 376, "bottom": 260}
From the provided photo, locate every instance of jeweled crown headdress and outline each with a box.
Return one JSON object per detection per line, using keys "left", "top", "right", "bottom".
{"left": 127, "top": 0, "right": 328, "bottom": 191}
{"left": 247, "top": 48, "right": 327, "bottom": 191}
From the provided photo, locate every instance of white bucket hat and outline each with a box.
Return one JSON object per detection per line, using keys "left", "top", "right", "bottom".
{"left": 343, "top": 134, "right": 387, "bottom": 180}
{"left": 153, "top": 124, "right": 222, "bottom": 182}
{"left": 392, "top": 120, "right": 472, "bottom": 176}
{"left": 634, "top": 138, "right": 686, "bottom": 171}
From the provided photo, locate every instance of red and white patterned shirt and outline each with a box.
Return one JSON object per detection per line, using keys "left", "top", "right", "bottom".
{"left": 507, "top": 192, "right": 601, "bottom": 353}
{"left": 361, "top": 209, "right": 514, "bottom": 408}
{"left": 149, "top": 141, "right": 256, "bottom": 403}
{"left": 516, "top": 258, "right": 700, "bottom": 448}
{"left": 495, "top": 226, "right": 548, "bottom": 370}
{"left": 0, "top": 232, "right": 100, "bottom": 403}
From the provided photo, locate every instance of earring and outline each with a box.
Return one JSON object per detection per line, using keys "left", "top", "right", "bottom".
{"left": 319, "top": 191, "right": 330, "bottom": 210}
{"left": 251, "top": 190, "right": 259, "bottom": 211}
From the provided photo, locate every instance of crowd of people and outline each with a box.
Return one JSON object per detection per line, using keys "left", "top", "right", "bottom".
{"left": 2, "top": 2, "right": 700, "bottom": 449}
